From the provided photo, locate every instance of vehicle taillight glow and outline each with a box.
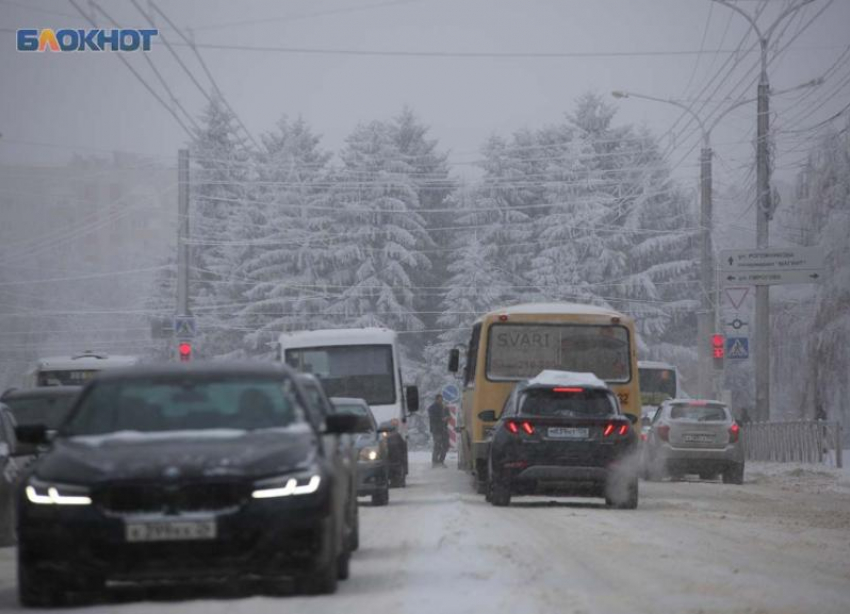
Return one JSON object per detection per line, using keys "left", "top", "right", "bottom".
{"left": 729, "top": 422, "right": 740, "bottom": 443}
{"left": 506, "top": 421, "right": 519, "bottom": 434}
{"left": 640, "top": 433, "right": 648, "bottom": 441}
{"left": 603, "top": 424, "right": 615, "bottom": 437}
{"left": 656, "top": 425, "right": 670, "bottom": 442}
{"left": 618, "top": 423, "right": 629, "bottom": 436}
{"left": 521, "top": 421, "right": 534, "bottom": 435}
{"left": 553, "top": 387, "right": 583, "bottom": 393}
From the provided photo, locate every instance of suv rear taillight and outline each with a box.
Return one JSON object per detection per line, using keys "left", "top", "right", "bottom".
{"left": 506, "top": 420, "right": 535, "bottom": 435}
{"left": 602, "top": 421, "right": 630, "bottom": 438}
{"left": 728, "top": 422, "right": 740, "bottom": 443}
{"left": 656, "top": 425, "right": 670, "bottom": 442}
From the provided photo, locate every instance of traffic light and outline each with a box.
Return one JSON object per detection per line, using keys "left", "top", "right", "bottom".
{"left": 178, "top": 342, "right": 192, "bottom": 362}
{"left": 711, "top": 334, "right": 724, "bottom": 369}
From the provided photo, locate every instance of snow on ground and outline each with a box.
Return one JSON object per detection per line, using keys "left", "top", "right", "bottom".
{"left": 0, "top": 452, "right": 848, "bottom": 613}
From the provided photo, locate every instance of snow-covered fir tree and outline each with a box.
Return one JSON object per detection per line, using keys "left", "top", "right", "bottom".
{"left": 235, "top": 117, "right": 334, "bottom": 355}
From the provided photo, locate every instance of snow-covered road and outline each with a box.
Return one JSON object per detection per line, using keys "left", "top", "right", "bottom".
{"left": 1, "top": 453, "right": 848, "bottom": 613}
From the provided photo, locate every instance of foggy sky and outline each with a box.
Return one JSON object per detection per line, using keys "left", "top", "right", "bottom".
{"left": 1, "top": 0, "right": 849, "bottom": 189}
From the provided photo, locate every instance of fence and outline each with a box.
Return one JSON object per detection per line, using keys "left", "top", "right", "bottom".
{"left": 742, "top": 421, "right": 843, "bottom": 468}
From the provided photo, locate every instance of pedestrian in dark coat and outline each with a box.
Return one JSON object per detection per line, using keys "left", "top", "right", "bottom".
{"left": 428, "top": 394, "right": 449, "bottom": 467}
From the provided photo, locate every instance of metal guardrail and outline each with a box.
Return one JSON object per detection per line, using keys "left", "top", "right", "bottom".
{"left": 742, "top": 421, "right": 843, "bottom": 468}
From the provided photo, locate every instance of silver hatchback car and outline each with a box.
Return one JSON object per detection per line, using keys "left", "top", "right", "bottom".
{"left": 643, "top": 399, "right": 744, "bottom": 484}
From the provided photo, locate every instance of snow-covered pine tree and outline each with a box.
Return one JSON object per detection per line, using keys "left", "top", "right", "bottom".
{"left": 190, "top": 97, "right": 253, "bottom": 358}
{"left": 235, "top": 117, "right": 334, "bottom": 355}
{"left": 328, "top": 121, "right": 432, "bottom": 339}
{"left": 527, "top": 93, "right": 699, "bottom": 358}
{"left": 389, "top": 107, "right": 455, "bottom": 362}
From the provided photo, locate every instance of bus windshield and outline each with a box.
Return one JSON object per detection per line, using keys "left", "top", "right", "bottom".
{"left": 285, "top": 344, "right": 396, "bottom": 406}
{"left": 638, "top": 366, "right": 678, "bottom": 405}
{"left": 487, "top": 324, "right": 631, "bottom": 382}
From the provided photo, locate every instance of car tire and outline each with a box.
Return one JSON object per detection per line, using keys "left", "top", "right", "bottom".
{"left": 390, "top": 466, "right": 406, "bottom": 488}
{"left": 0, "top": 494, "right": 15, "bottom": 547}
{"left": 299, "top": 524, "right": 339, "bottom": 595}
{"left": 372, "top": 488, "right": 389, "bottom": 506}
{"left": 722, "top": 463, "right": 744, "bottom": 485}
{"left": 349, "top": 509, "right": 360, "bottom": 552}
{"left": 489, "top": 481, "right": 511, "bottom": 507}
{"left": 606, "top": 477, "right": 639, "bottom": 509}
{"left": 337, "top": 548, "right": 350, "bottom": 581}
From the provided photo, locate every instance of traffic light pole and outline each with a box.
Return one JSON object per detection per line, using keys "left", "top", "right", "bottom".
{"left": 177, "top": 148, "right": 190, "bottom": 360}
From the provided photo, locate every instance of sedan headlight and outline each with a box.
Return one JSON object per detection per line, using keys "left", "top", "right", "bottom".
{"left": 251, "top": 472, "right": 322, "bottom": 499}
{"left": 25, "top": 478, "right": 92, "bottom": 506}
{"left": 358, "top": 445, "right": 381, "bottom": 462}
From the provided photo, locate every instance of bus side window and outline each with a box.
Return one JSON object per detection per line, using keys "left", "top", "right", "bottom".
{"left": 463, "top": 324, "right": 481, "bottom": 389}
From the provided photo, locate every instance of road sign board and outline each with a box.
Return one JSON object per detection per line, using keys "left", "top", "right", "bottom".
{"left": 442, "top": 383, "right": 460, "bottom": 403}
{"left": 722, "top": 269, "right": 823, "bottom": 286}
{"left": 174, "top": 315, "right": 196, "bottom": 339}
{"left": 720, "top": 247, "right": 824, "bottom": 273}
{"left": 726, "top": 337, "right": 749, "bottom": 360}
{"left": 724, "top": 287, "right": 750, "bottom": 310}
{"left": 724, "top": 317, "right": 749, "bottom": 333}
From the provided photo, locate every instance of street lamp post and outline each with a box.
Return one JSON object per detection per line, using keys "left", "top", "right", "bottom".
{"left": 612, "top": 79, "right": 819, "bottom": 400}
{"left": 612, "top": 91, "right": 748, "bottom": 400}
{"left": 712, "top": 0, "right": 815, "bottom": 422}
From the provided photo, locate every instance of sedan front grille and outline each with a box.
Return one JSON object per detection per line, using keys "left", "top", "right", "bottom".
{"left": 96, "top": 481, "right": 247, "bottom": 515}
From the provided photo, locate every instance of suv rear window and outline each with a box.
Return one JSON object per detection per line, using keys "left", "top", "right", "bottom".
{"left": 519, "top": 388, "right": 618, "bottom": 417}
{"left": 670, "top": 404, "right": 728, "bottom": 421}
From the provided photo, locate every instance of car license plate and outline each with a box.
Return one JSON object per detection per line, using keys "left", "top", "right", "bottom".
{"left": 684, "top": 434, "right": 715, "bottom": 443}
{"left": 125, "top": 519, "right": 217, "bottom": 543}
{"left": 547, "top": 427, "right": 589, "bottom": 440}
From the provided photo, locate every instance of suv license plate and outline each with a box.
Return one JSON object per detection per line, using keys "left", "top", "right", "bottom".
{"left": 125, "top": 519, "right": 217, "bottom": 542}
{"left": 548, "top": 427, "right": 589, "bottom": 440}
{"left": 684, "top": 434, "right": 715, "bottom": 444}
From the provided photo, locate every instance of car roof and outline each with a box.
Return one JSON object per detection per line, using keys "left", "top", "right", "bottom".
{"left": 88, "top": 361, "right": 296, "bottom": 382}
{"left": 522, "top": 370, "right": 610, "bottom": 391}
{"left": 330, "top": 397, "right": 369, "bottom": 407}
{"left": 1, "top": 386, "right": 82, "bottom": 400}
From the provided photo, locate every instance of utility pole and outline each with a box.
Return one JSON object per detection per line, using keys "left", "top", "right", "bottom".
{"left": 712, "top": 0, "right": 814, "bottom": 422}
{"left": 176, "top": 148, "right": 191, "bottom": 360}
{"left": 611, "top": 91, "right": 753, "bottom": 400}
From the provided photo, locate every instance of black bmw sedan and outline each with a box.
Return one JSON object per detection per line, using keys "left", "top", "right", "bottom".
{"left": 485, "top": 370, "right": 639, "bottom": 509}
{"left": 15, "top": 362, "right": 359, "bottom": 606}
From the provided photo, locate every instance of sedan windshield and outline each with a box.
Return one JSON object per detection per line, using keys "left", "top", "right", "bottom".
{"left": 519, "top": 388, "right": 618, "bottom": 417}
{"left": 62, "top": 378, "right": 304, "bottom": 436}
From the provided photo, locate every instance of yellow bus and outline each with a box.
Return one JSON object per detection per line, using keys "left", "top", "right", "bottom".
{"left": 448, "top": 303, "right": 640, "bottom": 492}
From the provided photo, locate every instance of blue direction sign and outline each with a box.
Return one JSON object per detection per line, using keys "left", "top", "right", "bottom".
{"left": 174, "top": 315, "right": 196, "bottom": 339}
{"left": 441, "top": 383, "right": 460, "bottom": 403}
{"left": 726, "top": 337, "right": 749, "bottom": 360}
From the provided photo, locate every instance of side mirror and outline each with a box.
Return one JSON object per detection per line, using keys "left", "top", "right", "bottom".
{"left": 478, "top": 409, "right": 497, "bottom": 422}
{"left": 448, "top": 349, "right": 460, "bottom": 373}
{"left": 405, "top": 385, "right": 419, "bottom": 413}
{"left": 624, "top": 413, "right": 638, "bottom": 425}
{"left": 16, "top": 424, "right": 49, "bottom": 446}
{"left": 324, "top": 414, "right": 360, "bottom": 435}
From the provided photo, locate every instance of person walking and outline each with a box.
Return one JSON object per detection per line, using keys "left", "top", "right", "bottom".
{"left": 428, "top": 393, "right": 449, "bottom": 468}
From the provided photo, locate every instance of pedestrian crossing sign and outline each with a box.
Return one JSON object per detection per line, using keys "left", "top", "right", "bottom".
{"left": 726, "top": 337, "right": 749, "bottom": 360}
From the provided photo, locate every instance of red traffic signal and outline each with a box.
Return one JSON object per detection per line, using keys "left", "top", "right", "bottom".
{"left": 178, "top": 342, "right": 192, "bottom": 362}
{"left": 712, "top": 334, "right": 725, "bottom": 361}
